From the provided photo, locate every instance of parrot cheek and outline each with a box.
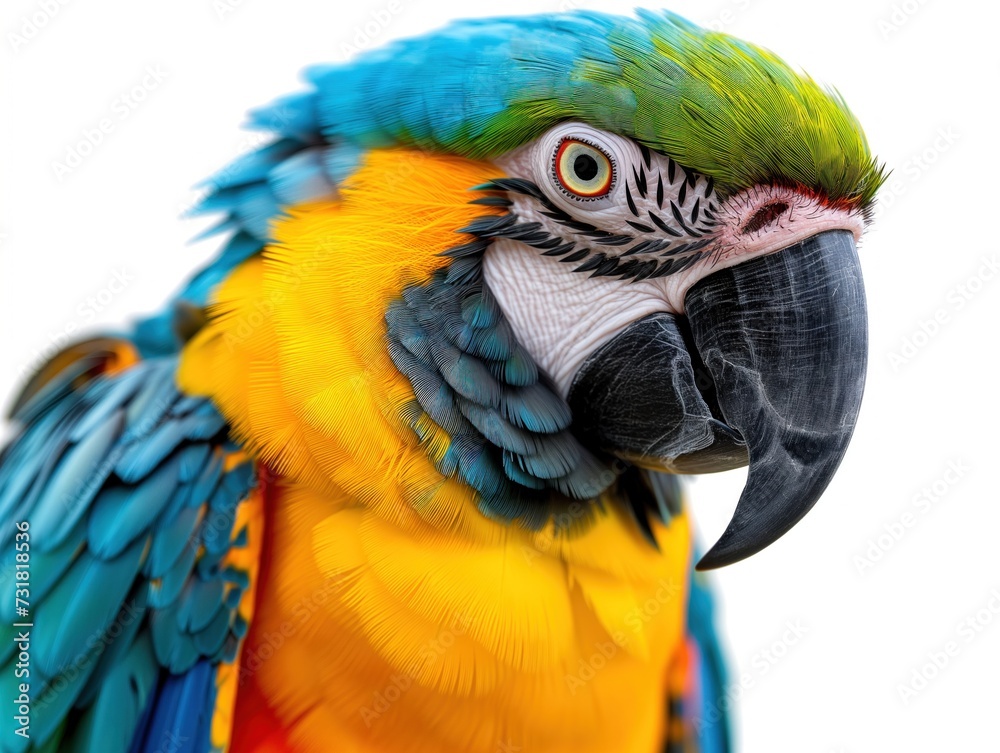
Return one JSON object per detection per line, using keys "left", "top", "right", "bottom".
{"left": 481, "top": 238, "right": 677, "bottom": 395}
{"left": 568, "top": 230, "right": 868, "bottom": 569}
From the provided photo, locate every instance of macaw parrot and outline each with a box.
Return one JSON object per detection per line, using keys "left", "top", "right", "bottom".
{"left": 0, "top": 9, "right": 883, "bottom": 753}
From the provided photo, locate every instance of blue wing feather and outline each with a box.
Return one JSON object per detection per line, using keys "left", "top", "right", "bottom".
{"left": 135, "top": 660, "right": 214, "bottom": 753}
{"left": 0, "top": 352, "right": 260, "bottom": 753}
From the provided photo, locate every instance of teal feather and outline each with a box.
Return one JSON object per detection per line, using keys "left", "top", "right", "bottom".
{"left": 10, "top": 354, "right": 102, "bottom": 423}
{"left": 246, "top": 91, "right": 319, "bottom": 139}
{"left": 73, "top": 586, "right": 150, "bottom": 710}
{"left": 31, "top": 410, "right": 124, "bottom": 551}
{"left": 123, "top": 362, "right": 176, "bottom": 439}
{"left": 230, "top": 524, "right": 248, "bottom": 548}
{"left": 148, "top": 504, "right": 201, "bottom": 578}
{"left": 501, "top": 348, "right": 538, "bottom": 387}
{"left": 220, "top": 566, "right": 249, "bottom": 590}
{"left": 29, "top": 642, "right": 102, "bottom": 746}
{"left": 148, "top": 540, "right": 196, "bottom": 610}
{"left": 150, "top": 604, "right": 200, "bottom": 673}
{"left": 176, "top": 443, "right": 211, "bottom": 483}
{"left": 88, "top": 458, "right": 182, "bottom": 558}
{"left": 222, "top": 585, "right": 243, "bottom": 610}
{"left": 195, "top": 547, "right": 225, "bottom": 580}
{"left": 177, "top": 578, "right": 225, "bottom": 634}
{"left": 0, "top": 353, "right": 257, "bottom": 753}
{"left": 33, "top": 535, "right": 146, "bottom": 679}
{"left": 0, "top": 410, "right": 71, "bottom": 535}
{"left": 0, "top": 519, "right": 84, "bottom": 626}
{"left": 170, "top": 395, "right": 208, "bottom": 417}
{"left": 196, "top": 137, "right": 305, "bottom": 194}
{"left": 500, "top": 382, "right": 572, "bottom": 434}
{"left": 189, "top": 450, "right": 224, "bottom": 507}
{"left": 455, "top": 400, "right": 540, "bottom": 456}
{"left": 501, "top": 451, "right": 547, "bottom": 490}
{"left": 116, "top": 412, "right": 224, "bottom": 484}
{"left": 217, "top": 461, "right": 255, "bottom": 506}
{"left": 68, "top": 631, "right": 159, "bottom": 753}
{"left": 193, "top": 607, "right": 232, "bottom": 658}
{"left": 68, "top": 367, "right": 145, "bottom": 441}
{"left": 115, "top": 422, "right": 187, "bottom": 484}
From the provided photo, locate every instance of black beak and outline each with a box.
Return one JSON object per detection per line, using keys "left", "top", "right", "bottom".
{"left": 568, "top": 230, "right": 868, "bottom": 569}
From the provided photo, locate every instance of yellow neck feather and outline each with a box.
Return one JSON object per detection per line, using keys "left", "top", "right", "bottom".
{"left": 178, "top": 149, "right": 692, "bottom": 752}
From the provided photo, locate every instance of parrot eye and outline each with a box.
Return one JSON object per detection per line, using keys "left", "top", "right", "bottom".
{"left": 553, "top": 139, "right": 615, "bottom": 199}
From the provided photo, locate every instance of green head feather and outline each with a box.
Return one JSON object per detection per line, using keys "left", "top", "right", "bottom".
{"left": 282, "top": 10, "right": 887, "bottom": 206}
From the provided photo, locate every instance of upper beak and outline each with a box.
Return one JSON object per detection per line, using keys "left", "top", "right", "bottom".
{"left": 568, "top": 230, "right": 868, "bottom": 569}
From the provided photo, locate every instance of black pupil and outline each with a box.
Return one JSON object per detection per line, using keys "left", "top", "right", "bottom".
{"left": 573, "top": 153, "right": 599, "bottom": 181}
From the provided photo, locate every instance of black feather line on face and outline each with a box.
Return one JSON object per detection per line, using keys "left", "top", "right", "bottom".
{"left": 625, "top": 186, "right": 639, "bottom": 216}
{"left": 647, "top": 210, "right": 684, "bottom": 237}
{"left": 472, "top": 179, "right": 716, "bottom": 281}
{"left": 639, "top": 143, "right": 652, "bottom": 170}
{"left": 633, "top": 166, "right": 647, "bottom": 198}
{"left": 626, "top": 220, "right": 656, "bottom": 234}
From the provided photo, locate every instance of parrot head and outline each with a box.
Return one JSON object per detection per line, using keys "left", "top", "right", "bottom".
{"left": 478, "top": 116, "right": 876, "bottom": 569}
{"left": 187, "top": 9, "right": 885, "bottom": 570}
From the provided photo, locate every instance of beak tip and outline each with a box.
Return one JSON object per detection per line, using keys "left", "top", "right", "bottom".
{"left": 693, "top": 530, "right": 763, "bottom": 571}
{"left": 686, "top": 229, "right": 867, "bottom": 569}
{"left": 694, "top": 552, "right": 724, "bottom": 572}
{"left": 694, "top": 475, "right": 827, "bottom": 571}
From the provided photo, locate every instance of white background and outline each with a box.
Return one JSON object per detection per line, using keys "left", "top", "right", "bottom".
{"left": 2, "top": 0, "right": 998, "bottom": 750}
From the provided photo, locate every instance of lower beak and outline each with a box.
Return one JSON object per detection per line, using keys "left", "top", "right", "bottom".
{"left": 568, "top": 230, "right": 868, "bottom": 569}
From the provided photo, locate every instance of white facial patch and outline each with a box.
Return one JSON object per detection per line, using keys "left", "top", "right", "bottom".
{"left": 483, "top": 238, "right": 675, "bottom": 397}
{"left": 482, "top": 122, "right": 867, "bottom": 398}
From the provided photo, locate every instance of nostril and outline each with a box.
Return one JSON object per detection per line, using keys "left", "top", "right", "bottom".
{"left": 742, "top": 201, "right": 789, "bottom": 234}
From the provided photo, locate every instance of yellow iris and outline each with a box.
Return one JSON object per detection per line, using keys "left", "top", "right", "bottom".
{"left": 554, "top": 139, "right": 614, "bottom": 198}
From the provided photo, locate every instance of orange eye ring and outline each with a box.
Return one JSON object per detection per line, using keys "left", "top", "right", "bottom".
{"left": 553, "top": 139, "right": 614, "bottom": 199}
